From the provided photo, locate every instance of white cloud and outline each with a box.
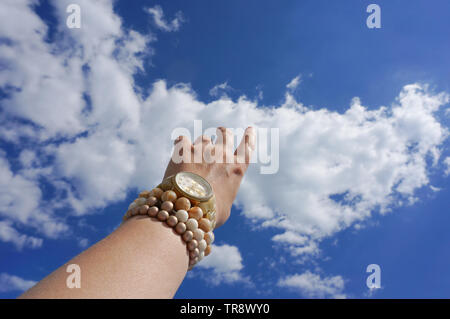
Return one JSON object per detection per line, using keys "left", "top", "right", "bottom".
{"left": 0, "top": 0, "right": 86, "bottom": 139}
{"left": 444, "top": 157, "right": 450, "bottom": 176}
{"left": 0, "top": 221, "right": 43, "bottom": 250}
{"left": 0, "top": 0, "right": 145, "bottom": 246}
{"left": 145, "top": 5, "right": 184, "bottom": 32}
{"left": 237, "top": 86, "right": 449, "bottom": 256}
{"left": 286, "top": 75, "right": 302, "bottom": 90}
{"left": 272, "top": 231, "right": 308, "bottom": 245}
{"left": 0, "top": 153, "right": 67, "bottom": 242}
{"left": 278, "top": 271, "right": 346, "bottom": 298}
{"left": 0, "top": 273, "right": 36, "bottom": 293}
{"left": 364, "top": 286, "right": 383, "bottom": 298}
{"left": 78, "top": 238, "right": 89, "bottom": 248}
{"left": 0, "top": 155, "right": 41, "bottom": 224}
{"left": 430, "top": 185, "right": 441, "bottom": 192}
{"left": 209, "top": 81, "right": 232, "bottom": 97}
{"left": 18, "top": 150, "right": 37, "bottom": 168}
{"left": 196, "top": 244, "right": 248, "bottom": 285}
{"left": 52, "top": 132, "right": 136, "bottom": 215}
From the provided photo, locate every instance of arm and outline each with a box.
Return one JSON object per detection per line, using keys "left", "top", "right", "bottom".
{"left": 19, "top": 127, "right": 255, "bottom": 299}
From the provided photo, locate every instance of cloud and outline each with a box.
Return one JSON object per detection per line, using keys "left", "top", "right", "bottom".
{"left": 272, "top": 231, "right": 308, "bottom": 245}
{"left": 278, "top": 271, "right": 346, "bottom": 298}
{"left": 237, "top": 87, "right": 449, "bottom": 257}
{"left": 0, "top": 152, "right": 66, "bottom": 242}
{"left": 0, "top": 273, "right": 36, "bottom": 293}
{"left": 430, "top": 185, "right": 441, "bottom": 192}
{"left": 0, "top": 221, "right": 43, "bottom": 250}
{"left": 78, "top": 238, "right": 89, "bottom": 248}
{"left": 444, "top": 157, "right": 450, "bottom": 176}
{"left": 286, "top": 75, "right": 302, "bottom": 90}
{"left": 209, "top": 81, "right": 232, "bottom": 98}
{"left": 196, "top": 244, "right": 249, "bottom": 285}
{"left": 364, "top": 286, "right": 383, "bottom": 298}
{"left": 0, "top": 0, "right": 146, "bottom": 246}
{"left": 145, "top": 5, "right": 184, "bottom": 32}
{"left": 0, "top": 155, "right": 42, "bottom": 224}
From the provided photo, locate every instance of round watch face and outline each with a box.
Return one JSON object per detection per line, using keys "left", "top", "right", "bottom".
{"left": 175, "top": 172, "right": 212, "bottom": 201}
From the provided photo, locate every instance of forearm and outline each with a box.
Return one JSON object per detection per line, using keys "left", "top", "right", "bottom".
{"left": 20, "top": 216, "right": 189, "bottom": 299}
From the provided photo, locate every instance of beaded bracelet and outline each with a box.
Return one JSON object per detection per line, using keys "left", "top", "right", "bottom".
{"left": 122, "top": 187, "right": 215, "bottom": 270}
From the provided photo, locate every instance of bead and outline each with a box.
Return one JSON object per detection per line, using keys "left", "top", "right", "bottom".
{"left": 175, "top": 197, "right": 191, "bottom": 211}
{"left": 198, "top": 239, "right": 207, "bottom": 252}
{"left": 198, "top": 218, "right": 212, "bottom": 232}
{"left": 134, "top": 197, "right": 147, "bottom": 206}
{"left": 189, "top": 258, "right": 197, "bottom": 266}
{"left": 189, "top": 248, "right": 199, "bottom": 259}
{"left": 128, "top": 202, "right": 137, "bottom": 210}
{"left": 139, "top": 205, "right": 149, "bottom": 215}
{"left": 150, "top": 187, "right": 164, "bottom": 199}
{"left": 187, "top": 239, "right": 198, "bottom": 251}
{"left": 157, "top": 210, "right": 169, "bottom": 221}
{"left": 182, "top": 230, "right": 193, "bottom": 242}
{"left": 166, "top": 215, "right": 178, "bottom": 227}
{"left": 148, "top": 206, "right": 159, "bottom": 217}
{"left": 139, "top": 190, "right": 150, "bottom": 198}
{"left": 161, "top": 201, "right": 174, "bottom": 212}
{"left": 146, "top": 196, "right": 158, "bottom": 207}
{"left": 204, "top": 231, "right": 214, "bottom": 245}
{"left": 197, "top": 203, "right": 207, "bottom": 216}
{"left": 211, "top": 220, "right": 216, "bottom": 230}
{"left": 188, "top": 207, "right": 203, "bottom": 220}
{"left": 175, "top": 222, "right": 187, "bottom": 234}
{"left": 161, "top": 190, "right": 177, "bottom": 203}
{"left": 193, "top": 229, "right": 205, "bottom": 242}
{"left": 204, "top": 245, "right": 211, "bottom": 256}
{"left": 131, "top": 207, "right": 139, "bottom": 216}
{"left": 186, "top": 218, "right": 198, "bottom": 231}
{"left": 198, "top": 251, "right": 204, "bottom": 261}
{"left": 175, "top": 210, "right": 189, "bottom": 223}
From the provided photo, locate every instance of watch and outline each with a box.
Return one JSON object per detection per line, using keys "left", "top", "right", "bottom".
{"left": 158, "top": 172, "right": 217, "bottom": 229}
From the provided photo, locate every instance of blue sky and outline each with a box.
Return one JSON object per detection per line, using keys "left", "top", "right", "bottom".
{"left": 0, "top": 0, "right": 449, "bottom": 298}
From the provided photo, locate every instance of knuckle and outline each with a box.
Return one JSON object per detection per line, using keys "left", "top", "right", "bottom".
{"left": 233, "top": 166, "right": 245, "bottom": 176}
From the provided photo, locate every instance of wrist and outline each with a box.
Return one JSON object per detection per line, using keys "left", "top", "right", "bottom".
{"left": 123, "top": 172, "right": 216, "bottom": 270}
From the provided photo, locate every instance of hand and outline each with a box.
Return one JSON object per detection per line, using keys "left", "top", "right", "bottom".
{"left": 163, "top": 126, "right": 255, "bottom": 228}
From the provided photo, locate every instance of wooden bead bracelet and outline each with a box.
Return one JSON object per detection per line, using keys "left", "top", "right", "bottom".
{"left": 122, "top": 187, "right": 215, "bottom": 270}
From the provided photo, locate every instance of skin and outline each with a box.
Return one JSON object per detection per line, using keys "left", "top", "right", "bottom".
{"left": 20, "top": 126, "right": 255, "bottom": 299}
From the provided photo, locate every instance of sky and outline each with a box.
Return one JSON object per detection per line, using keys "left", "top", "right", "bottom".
{"left": 0, "top": 0, "right": 449, "bottom": 298}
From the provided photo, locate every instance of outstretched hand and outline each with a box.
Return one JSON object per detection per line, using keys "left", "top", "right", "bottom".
{"left": 163, "top": 126, "right": 255, "bottom": 228}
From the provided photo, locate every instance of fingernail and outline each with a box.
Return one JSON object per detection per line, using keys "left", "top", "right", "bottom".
{"left": 174, "top": 136, "right": 183, "bottom": 144}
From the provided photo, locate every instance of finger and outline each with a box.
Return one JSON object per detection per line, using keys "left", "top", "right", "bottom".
{"left": 215, "top": 127, "right": 235, "bottom": 163}
{"left": 172, "top": 135, "right": 193, "bottom": 157}
{"left": 235, "top": 127, "right": 255, "bottom": 164}
{"left": 193, "top": 135, "right": 213, "bottom": 163}
{"left": 216, "top": 126, "right": 234, "bottom": 150}
{"left": 173, "top": 135, "right": 192, "bottom": 146}
{"left": 193, "top": 134, "right": 212, "bottom": 146}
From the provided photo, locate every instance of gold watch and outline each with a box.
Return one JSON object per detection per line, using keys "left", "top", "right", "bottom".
{"left": 158, "top": 172, "right": 217, "bottom": 229}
